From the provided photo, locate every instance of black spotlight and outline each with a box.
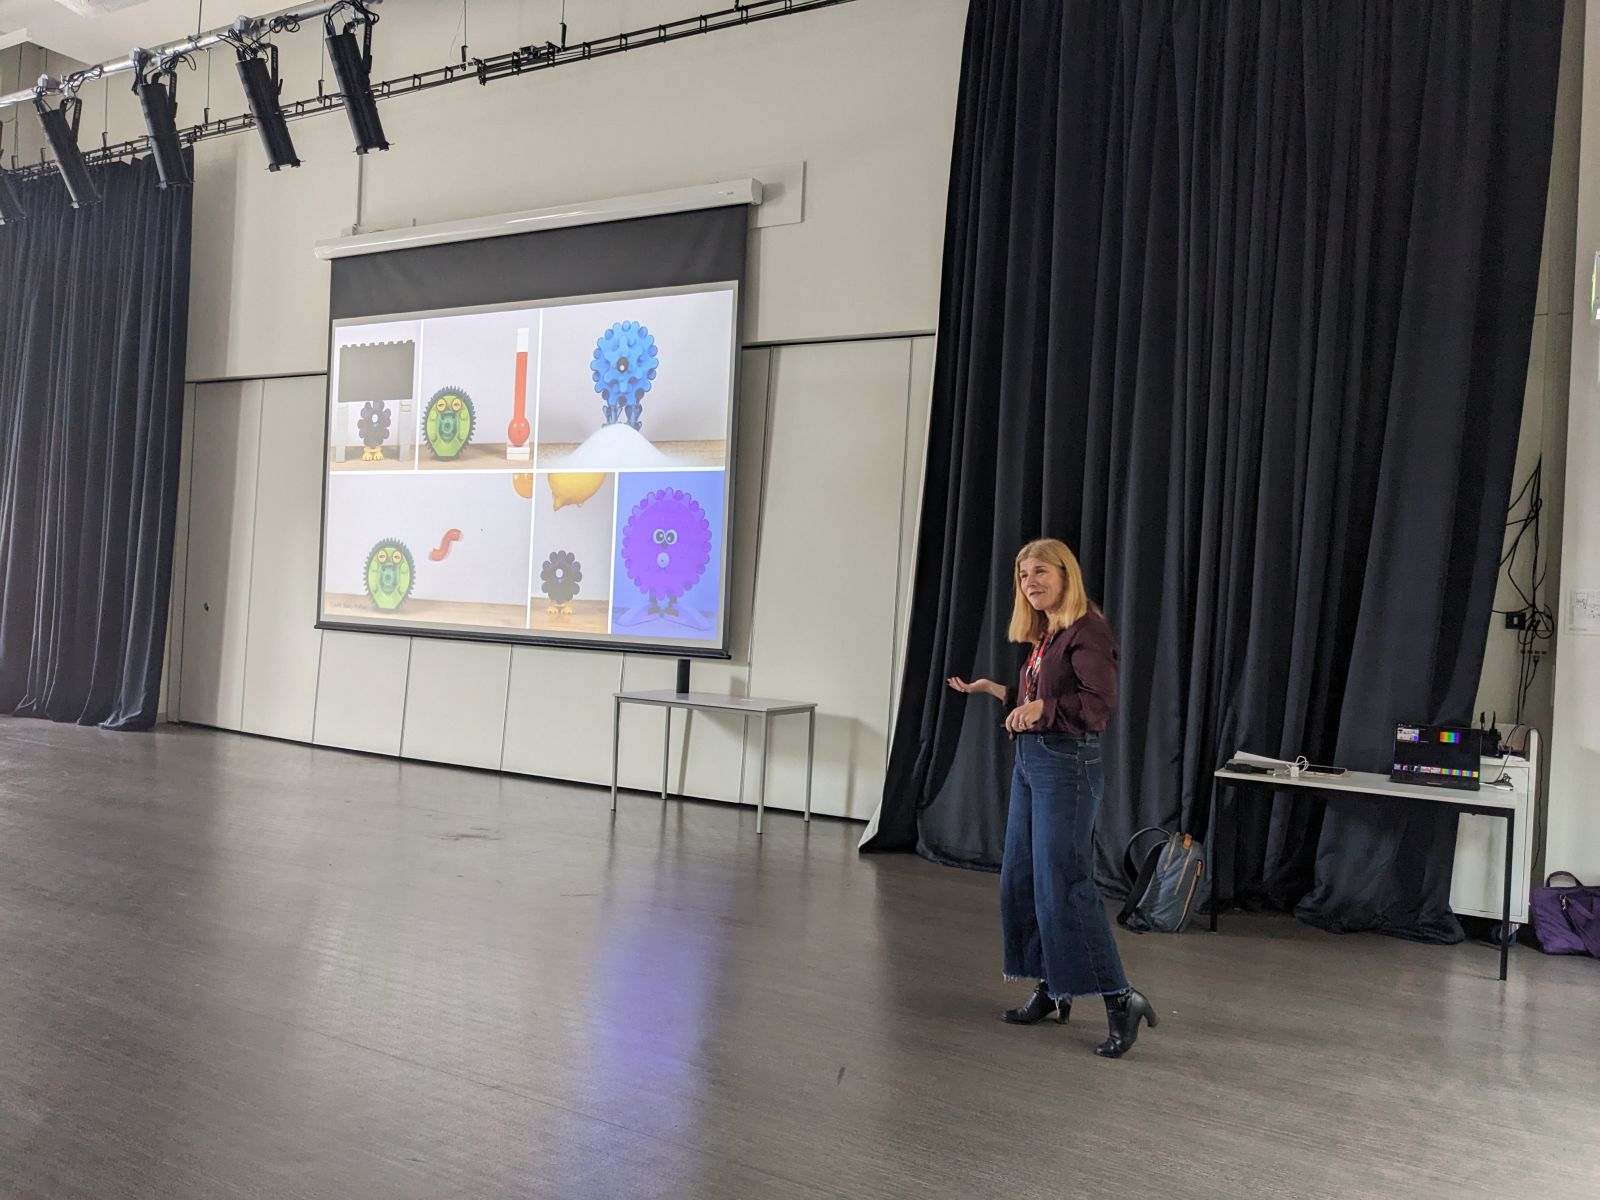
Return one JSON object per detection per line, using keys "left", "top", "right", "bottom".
{"left": 34, "top": 91, "right": 100, "bottom": 208}
{"left": 0, "top": 126, "right": 26, "bottom": 225}
{"left": 326, "top": 2, "right": 389, "bottom": 154}
{"left": 234, "top": 39, "right": 300, "bottom": 171}
{"left": 134, "top": 52, "right": 191, "bottom": 189}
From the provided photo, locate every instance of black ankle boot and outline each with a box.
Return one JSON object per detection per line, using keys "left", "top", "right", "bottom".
{"left": 1094, "top": 988, "right": 1157, "bottom": 1057}
{"left": 1002, "top": 981, "right": 1069, "bottom": 1025}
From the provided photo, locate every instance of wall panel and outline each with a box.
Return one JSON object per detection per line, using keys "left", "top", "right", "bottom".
{"left": 177, "top": 381, "right": 263, "bottom": 729}
{"left": 240, "top": 376, "right": 328, "bottom": 742}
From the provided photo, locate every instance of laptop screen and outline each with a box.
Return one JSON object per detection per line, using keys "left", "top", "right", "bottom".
{"left": 1392, "top": 724, "right": 1480, "bottom": 787}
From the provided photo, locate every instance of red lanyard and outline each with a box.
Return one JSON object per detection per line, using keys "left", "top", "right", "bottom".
{"left": 1023, "top": 630, "right": 1058, "bottom": 703}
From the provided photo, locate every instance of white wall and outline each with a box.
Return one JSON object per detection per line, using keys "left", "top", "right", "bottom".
{"left": 1476, "top": 0, "right": 1581, "bottom": 733}
{"left": 1547, "top": 1, "right": 1600, "bottom": 880}
{"left": 170, "top": 339, "right": 932, "bottom": 819}
{"left": 142, "top": 0, "right": 967, "bottom": 380}
{"left": 1473, "top": 0, "right": 1583, "bottom": 873}
{"left": 0, "top": 41, "right": 68, "bottom": 166}
{"left": 153, "top": 0, "right": 965, "bottom": 819}
{"left": 0, "top": 43, "right": 28, "bottom": 164}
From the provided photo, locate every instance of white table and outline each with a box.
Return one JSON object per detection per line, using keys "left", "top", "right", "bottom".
{"left": 610, "top": 691, "right": 817, "bottom": 834}
{"left": 1213, "top": 765, "right": 1522, "bottom": 981}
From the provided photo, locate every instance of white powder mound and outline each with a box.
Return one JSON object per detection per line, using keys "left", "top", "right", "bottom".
{"left": 552, "top": 422, "right": 670, "bottom": 469}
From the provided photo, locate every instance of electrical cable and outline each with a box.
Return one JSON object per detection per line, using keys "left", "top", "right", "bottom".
{"left": 1492, "top": 458, "right": 1554, "bottom": 724}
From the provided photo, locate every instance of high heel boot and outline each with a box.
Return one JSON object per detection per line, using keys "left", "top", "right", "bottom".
{"left": 1094, "top": 988, "right": 1157, "bottom": 1057}
{"left": 1002, "top": 981, "right": 1070, "bottom": 1025}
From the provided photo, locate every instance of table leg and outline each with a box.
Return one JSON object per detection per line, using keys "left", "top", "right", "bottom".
{"left": 1208, "top": 784, "right": 1220, "bottom": 933}
{"left": 757, "top": 712, "right": 770, "bottom": 835}
{"left": 1500, "top": 809, "right": 1515, "bottom": 982}
{"left": 661, "top": 707, "right": 672, "bottom": 802}
{"left": 804, "top": 709, "right": 815, "bottom": 824}
{"left": 610, "top": 697, "right": 621, "bottom": 813}
{"left": 738, "top": 715, "right": 748, "bottom": 807}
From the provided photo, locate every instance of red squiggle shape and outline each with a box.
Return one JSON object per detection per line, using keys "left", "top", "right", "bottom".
{"left": 429, "top": 529, "right": 462, "bottom": 561}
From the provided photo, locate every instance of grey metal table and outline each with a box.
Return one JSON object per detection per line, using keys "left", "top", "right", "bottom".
{"left": 611, "top": 690, "right": 818, "bottom": 834}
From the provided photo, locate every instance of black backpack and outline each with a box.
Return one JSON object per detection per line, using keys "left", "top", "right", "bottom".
{"left": 1117, "top": 827, "right": 1209, "bottom": 933}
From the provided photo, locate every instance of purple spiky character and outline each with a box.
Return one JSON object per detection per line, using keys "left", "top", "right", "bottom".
{"left": 620, "top": 488, "right": 713, "bottom": 619}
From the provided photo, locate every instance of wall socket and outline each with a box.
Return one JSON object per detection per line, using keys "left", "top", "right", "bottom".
{"left": 1505, "top": 612, "right": 1528, "bottom": 630}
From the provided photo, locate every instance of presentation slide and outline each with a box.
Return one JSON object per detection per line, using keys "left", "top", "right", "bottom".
{"left": 318, "top": 283, "right": 738, "bottom": 654}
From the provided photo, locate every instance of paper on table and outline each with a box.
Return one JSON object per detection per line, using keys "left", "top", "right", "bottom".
{"left": 1227, "top": 750, "right": 1349, "bottom": 780}
{"left": 1229, "top": 751, "right": 1296, "bottom": 768}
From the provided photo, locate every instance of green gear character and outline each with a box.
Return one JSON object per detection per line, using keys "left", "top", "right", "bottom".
{"left": 364, "top": 539, "right": 415, "bottom": 611}
{"left": 424, "top": 386, "right": 476, "bottom": 460}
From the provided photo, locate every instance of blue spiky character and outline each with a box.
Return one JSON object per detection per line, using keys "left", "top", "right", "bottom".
{"left": 591, "top": 321, "right": 659, "bottom": 431}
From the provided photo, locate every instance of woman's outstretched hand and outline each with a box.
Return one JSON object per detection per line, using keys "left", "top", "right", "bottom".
{"left": 1005, "top": 700, "right": 1045, "bottom": 733}
{"left": 948, "top": 677, "right": 1004, "bottom": 700}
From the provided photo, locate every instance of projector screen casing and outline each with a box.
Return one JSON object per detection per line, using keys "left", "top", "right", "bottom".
{"left": 316, "top": 206, "right": 748, "bottom": 659}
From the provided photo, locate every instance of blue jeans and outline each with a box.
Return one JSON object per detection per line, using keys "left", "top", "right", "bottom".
{"left": 1001, "top": 732, "right": 1129, "bottom": 1000}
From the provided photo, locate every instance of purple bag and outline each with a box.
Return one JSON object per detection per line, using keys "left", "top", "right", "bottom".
{"left": 1529, "top": 873, "right": 1600, "bottom": 957}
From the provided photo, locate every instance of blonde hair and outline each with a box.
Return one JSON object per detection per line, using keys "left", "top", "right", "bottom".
{"left": 1008, "top": 539, "right": 1100, "bottom": 643}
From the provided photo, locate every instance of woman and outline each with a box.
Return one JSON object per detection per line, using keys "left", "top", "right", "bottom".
{"left": 948, "top": 539, "right": 1157, "bottom": 1058}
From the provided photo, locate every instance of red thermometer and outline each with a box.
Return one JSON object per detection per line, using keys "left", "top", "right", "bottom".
{"left": 507, "top": 327, "right": 531, "bottom": 453}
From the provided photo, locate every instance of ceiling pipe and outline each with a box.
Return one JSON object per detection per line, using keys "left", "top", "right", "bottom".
{"left": 0, "top": 1, "right": 383, "bottom": 111}
{"left": 2, "top": 0, "right": 857, "bottom": 180}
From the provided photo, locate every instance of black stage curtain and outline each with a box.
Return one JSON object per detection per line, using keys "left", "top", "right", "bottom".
{"left": 868, "top": 0, "right": 1561, "bottom": 943}
{"left": 0, "top": 158, "right": 192, "bottom": 730}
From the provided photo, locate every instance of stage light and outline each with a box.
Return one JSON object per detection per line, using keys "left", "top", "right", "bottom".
{"left": 234, "top": 38, "right": 300, "bottom": 171}
{"left": 34, "top": 91, "right": 100, "bottom": 208}
{"left": 326, "top": 2, "right": 389, "bottom": 155}
{"left": 134, "top": 51, "right": 191, "bottom": 189}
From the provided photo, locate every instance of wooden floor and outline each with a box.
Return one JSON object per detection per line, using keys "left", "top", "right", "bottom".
{"left": 1, "top": 722, "right": 1595, "bottom": 1200}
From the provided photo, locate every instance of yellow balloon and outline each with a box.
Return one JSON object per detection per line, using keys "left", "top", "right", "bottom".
{"left": 548, "top": 472, "right": 607, "bottom": 510}
{"left": 512, "top": 473, "right": 534, "bottom": 499}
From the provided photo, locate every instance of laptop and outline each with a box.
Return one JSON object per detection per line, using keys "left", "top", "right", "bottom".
{"left": 1391, "top": 724, "right": 1481, "bottom": 790}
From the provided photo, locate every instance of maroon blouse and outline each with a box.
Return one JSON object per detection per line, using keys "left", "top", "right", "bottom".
{"left": 1004, "top": 612, "right": 1120, "bottom": 735}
